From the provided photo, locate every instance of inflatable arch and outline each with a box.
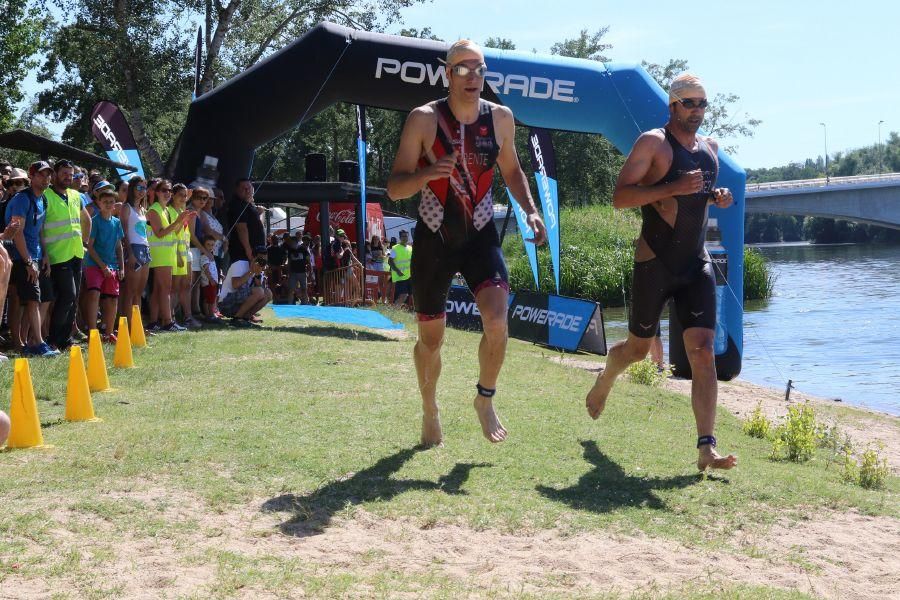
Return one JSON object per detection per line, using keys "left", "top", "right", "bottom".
{"left": 173, "top": 22, "right": 745, "bottom": 379}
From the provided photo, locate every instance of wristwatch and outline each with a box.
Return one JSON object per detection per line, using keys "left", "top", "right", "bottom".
{"left": 24, "top": 258, "right": 35, "bottom": 268}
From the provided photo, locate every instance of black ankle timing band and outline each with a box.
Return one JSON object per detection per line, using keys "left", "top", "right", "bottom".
{"left": 697, "top": 435, "right": 717, "bottom": 448}
{"left": 475, "top": 383, "right": 495, "bottom": 398}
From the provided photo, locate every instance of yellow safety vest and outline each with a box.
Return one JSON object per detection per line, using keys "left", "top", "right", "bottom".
{"left": 148, "top": 202, "right": 177, "bottom": 268}
{"left": 167, "top": 206, "right": 190, "bottom": 276}
{"left": 43, "top": 188, "right": 84, "bottom": 265}
{"left": 391, "top": 243, "right": 412, "bottom": 282}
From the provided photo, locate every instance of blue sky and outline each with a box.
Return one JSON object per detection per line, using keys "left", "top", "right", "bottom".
{"left": 397, "top": 0, "right": 897, "bottom": 169}
{"left": 21, "top": 0, "right": 896, "bottom": 170}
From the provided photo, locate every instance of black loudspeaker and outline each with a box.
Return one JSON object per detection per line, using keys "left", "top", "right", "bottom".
{"left": 338, "top": 160, "right": 359, "bottom": 183}
{"left": 305, "top": 153, "right": 327, "bottom": 182}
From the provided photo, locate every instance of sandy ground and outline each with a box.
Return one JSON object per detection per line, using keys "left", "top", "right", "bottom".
{"left": 552, "top": 356, "right": 900, "bottom": 473}
{"left": 2, "top": 487, "right": 898, "bottom": 600}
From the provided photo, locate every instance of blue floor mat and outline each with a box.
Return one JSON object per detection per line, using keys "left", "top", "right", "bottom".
{"left": 271, "top": 304, "right": 404, "bottom": 330}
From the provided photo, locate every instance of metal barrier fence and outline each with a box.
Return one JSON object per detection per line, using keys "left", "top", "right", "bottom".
{"left": 322, "top": 265, "right": 365, "bottom": 306}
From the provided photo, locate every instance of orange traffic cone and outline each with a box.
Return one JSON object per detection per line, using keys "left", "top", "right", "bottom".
{"left": 87, "top": 329, "right": 111, "bottom": 392}
{"left": 6, "top": 359, "right": 50, "bottom": 449}
{"left": 65, "top": 346, "right": 100, "bottom": 422}
{"left": 113, "top": 316, "right": 135, "bottom": 368}
{"left": 130, "top": 305, "right": 147, "bottom": 348}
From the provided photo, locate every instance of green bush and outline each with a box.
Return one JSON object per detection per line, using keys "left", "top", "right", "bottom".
{"left": 742, "top": 403, "right": 772, "bottom": 439}
{"left": 771, "top": 403, "right": 819, "bottom": 463}
{"left": 625, "top": 357, "right": 668, "bottom": 387}
{"left": 743, "top": 247, "right": 775, "bottom": 300}
{"left": 504, "top": 205, "right": 776, "bottom": 306}
{"left": 858, "top": 446, "right": 890, "bottom": 490}
{"left": 504, "top": 204, "right": 639, "bottom": 307}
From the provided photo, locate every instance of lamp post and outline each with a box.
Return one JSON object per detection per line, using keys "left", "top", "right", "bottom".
{"left": 819, "top": 122, "right": 829, "bottom": 183}
{"left": 878, "top": 120, "right": 884, "bottom": 173}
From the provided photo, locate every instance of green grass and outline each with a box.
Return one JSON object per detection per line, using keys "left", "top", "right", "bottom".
{"left": 0, "top": 308, "right": 896, "bottom": 597}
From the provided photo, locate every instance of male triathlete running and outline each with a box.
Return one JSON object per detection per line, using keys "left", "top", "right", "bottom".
{"left": 387, "top": 40, "right": 547, "bottom": 447}
{"left": 585, "top": 73, "right": 737, "bottom": 471}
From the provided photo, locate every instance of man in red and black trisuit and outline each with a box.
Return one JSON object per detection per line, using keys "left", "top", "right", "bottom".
{"left": 387, "top": 39, "right": 547, "bottom": 448}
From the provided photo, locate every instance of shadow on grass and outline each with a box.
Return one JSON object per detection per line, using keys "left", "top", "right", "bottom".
{"left": 536, "top": 441, "right": 705, "bottom": 513}
{"left": 262, "top": 446, "right": 490, "bottom": 537}
{"left": 265, "top": 324, "right": 401, "bottom": 342}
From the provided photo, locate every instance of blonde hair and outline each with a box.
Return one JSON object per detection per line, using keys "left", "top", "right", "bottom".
{"left": 446, "top": 39, "right": 484, "bottom": 65}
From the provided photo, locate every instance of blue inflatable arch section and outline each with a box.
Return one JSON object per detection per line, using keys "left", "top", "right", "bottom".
{"left": 173, "top": 22, "right": 744, "bottom": 379}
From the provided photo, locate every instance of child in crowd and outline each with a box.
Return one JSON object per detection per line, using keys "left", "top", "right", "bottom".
{"left": 199, "top": 235, "right": 222, "bottom": 323}
{"left": 84, "top": 189, "right": 125, "bottom": 343}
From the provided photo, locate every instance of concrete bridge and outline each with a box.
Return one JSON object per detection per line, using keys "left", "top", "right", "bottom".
{"left": 744, "top": 173, "right": 900, "bottom": 230}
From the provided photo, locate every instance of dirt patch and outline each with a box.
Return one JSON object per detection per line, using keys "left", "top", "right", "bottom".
{"left": 552, "top": 356, "right": 900, "bottom": 472}
{"left": 4, "top": 488, "right": 898, "bottom": 599}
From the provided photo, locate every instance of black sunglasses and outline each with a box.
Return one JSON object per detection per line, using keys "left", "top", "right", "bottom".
{"left": 678, "top": 98, "right": 708, "bottom": 109}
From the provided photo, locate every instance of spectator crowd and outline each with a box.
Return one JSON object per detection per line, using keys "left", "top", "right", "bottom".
{"left": 0, "top": 158, "right": 418, "bottom": 363}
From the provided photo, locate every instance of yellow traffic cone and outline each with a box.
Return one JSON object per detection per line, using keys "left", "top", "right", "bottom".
{"left": 87, "top": 329, "right": 111, "bottom": 392}
{"left": 113, "top": 316, "right": 135, "bottom": 368}
{"left": 6, "top": 359, "right": 49, "bottom": 449}
{"left": 65, "top": 346, "right": 100, "bottom": 422}
{"left": 130, "top": 305, "right": 147, "bottom": 348}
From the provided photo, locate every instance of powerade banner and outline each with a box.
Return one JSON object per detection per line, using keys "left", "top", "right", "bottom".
{"left": 445, "top": 286, "right": 606, "bottom": 355}
{"left": 528, "top": 128, "right": 561, "bottom": 292}
{"left": 508, "top": 189, "right": 539, "bottom": 287}
{"left": 445, "top": 285, "right": 483, "bottom": 331}
{"left": 508, "top": 291, "right": 598, "bottom": 352}
{"left": 90, "top": 101, "right": 145, "bottom": 179}
{"left": 356, "top": 104, "right": 367, "bottom": 248}
{"left": 173, "top": 22, "right": 744, "bottom": 379}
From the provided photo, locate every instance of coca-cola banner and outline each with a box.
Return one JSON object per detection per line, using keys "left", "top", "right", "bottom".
{"left": 304, "top": 202, "right": 385, "bottom": 243}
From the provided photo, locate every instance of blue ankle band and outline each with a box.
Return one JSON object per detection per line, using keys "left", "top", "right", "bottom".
{"left": 697, "top": 435, "right": 717, "bottom": 448}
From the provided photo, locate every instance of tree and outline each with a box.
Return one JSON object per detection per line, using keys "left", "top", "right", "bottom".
{"left": 37, "top": 0, "right": 426, "bottom": 178}
{"left": 550, "top": 28, "right": 611, "bottom": 61}
{"left": 484, "top": 37, "right": 515, "bottom": 50}
{"left": 0, "top": 0, "right": 45, "bottom": 131}
{"left": 642, "top": 58, "right": 761, "bottom": 153}
{"left": 0, "top": 101, "right": 54, "bottom": 168}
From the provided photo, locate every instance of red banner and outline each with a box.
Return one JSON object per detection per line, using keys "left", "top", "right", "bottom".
{"left": 304, "top": 202, "right": 386, "bottom": 243}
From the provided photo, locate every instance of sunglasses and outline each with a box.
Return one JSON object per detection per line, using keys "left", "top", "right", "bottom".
{"left": 192, "top": 194, "right": 209, "bottom": 200}
{"left": 678, "top": 98, "right": 708, "bottom": 109}
{"left": 157, "top": 187, "right": 172, "bottom": 193}
{"left": 73, "top": 173, "right": 84, "bottom": 180}
{"left": 451, "top": 63, "right": 487, "bottom": 78}
{"left": 8, "top": 180, "right": 27, "bottom": 187}
{"left": 135, "top": 185, "right": 147, "bottom": 191}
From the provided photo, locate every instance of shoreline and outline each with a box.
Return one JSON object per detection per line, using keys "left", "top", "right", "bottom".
{"left": 551, "top": 356, "right": 900, "bottom": 473}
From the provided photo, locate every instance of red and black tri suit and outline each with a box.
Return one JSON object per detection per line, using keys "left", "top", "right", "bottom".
{"left": 411, "top": 98, "right": 509, "bottom": 319}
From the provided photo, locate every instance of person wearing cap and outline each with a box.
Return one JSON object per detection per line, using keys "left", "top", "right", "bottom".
{"left": 5, "top": 161, "right": 58, "bottom": 357}
{"left": 387, "top": 39, "right": 548, "bottom": 447}
{"left": 388, "top": 229, "right": 412, "bottom": 306}
{"left": 583, "top": 72, "right": 737, "bottom": 472}
{"left": 43, "top": 159, "right": 92, "bottom": 350}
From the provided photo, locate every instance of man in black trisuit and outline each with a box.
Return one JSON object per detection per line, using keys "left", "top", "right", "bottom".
{"left": 585, "top": 73, "right": 738, "bottom": 471}
{"left": 387, "top": 40, "right": 547, "bottom": 447}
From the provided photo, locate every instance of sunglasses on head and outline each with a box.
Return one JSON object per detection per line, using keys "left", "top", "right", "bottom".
{"left": 678, "top": 97, "right": 708, "bottom": 109}
{"left": 451, "top": 63, "right": 487, "bottom": 78}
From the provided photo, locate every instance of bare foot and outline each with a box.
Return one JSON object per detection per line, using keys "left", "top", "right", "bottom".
{"left": 585, "top": 371, "right": 613, "bottom": 420}
{"left": 474, "top": 394, "right": 507, "bottom": 443}
{"left": 697, "top": 447, "right": 738, "bottom": 471}
{"left": 420, "top": 410, "right": 443, "bottom": 448}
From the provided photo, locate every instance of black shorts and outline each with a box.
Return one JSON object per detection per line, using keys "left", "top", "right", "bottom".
{"left": 11, "top": 261, "right": 54, "bottom": 303}
{"left": 628, "top": 258, "right": 716, "bottom": 338}
{"left": 411, "top": 221, "right": 509, "bottom": 319}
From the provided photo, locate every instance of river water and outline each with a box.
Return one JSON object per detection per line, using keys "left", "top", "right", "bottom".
{"left": 601, "top": 243, "right": 900, "bottom": 415}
